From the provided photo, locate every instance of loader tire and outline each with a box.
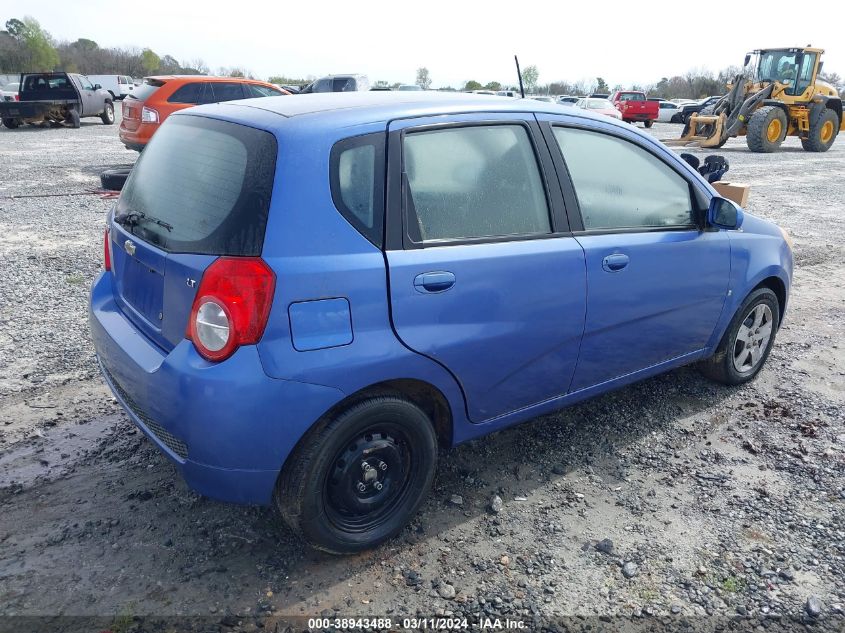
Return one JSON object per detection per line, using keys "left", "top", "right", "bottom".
{"left": 746, "top": 106, "right": 786, "bottom": 153}
{"left": 801, "top": 108, "right": 839, "bottom": 152}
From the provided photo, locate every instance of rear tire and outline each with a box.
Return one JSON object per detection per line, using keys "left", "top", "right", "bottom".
{"left": 100, "top": 102, "right": 115, "bottom": 125}
{"left": 644, "top": 119, "right": 654, "bottom": 128}
{"left": 100, "top": 167, "right": 132, "bottom": 191}
{"left": 275, "top": 396, "right": 438, "bottom": 554}
{"left": 2, "top": 117, "right": 19, "bottom": 129}
{"left": 801, "top": 108, "right": 838, "bottom": 152}
{"left": 66, "top": 109, "right": 81, "bottom": 128}
{"left": 746, "top": 106, "right": 787, "bottom": 153}
{"left": 699, "top": 288, "right": 779, "bottom": 385}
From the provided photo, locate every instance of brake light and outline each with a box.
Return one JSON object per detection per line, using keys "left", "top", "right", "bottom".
{"left": 141, "top": 106, "right": 159, "bottom": 123}
{"left": 103, "top": 228, "right": 112, "bottom": 271}
{"left": 14, "top": 94, "right": 19, "bottom": 101}
{"left": 187, "top": 258, "right": 275, "bottom": 362}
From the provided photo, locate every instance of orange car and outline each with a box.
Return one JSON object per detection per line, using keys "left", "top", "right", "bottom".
{"left": 119, "top": 76, "right": 290, "bottom": 151}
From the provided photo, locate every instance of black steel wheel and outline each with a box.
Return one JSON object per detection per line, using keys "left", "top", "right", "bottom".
{"left": 275, "top": 395, "right": 438, "bottom": 554}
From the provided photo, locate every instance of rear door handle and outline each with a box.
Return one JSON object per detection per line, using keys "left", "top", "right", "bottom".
{"left": 413, "top": 271, "right": 456, "bottom": 293}
{"left": 602, "top": 253, "right": 630, "bottom": 272}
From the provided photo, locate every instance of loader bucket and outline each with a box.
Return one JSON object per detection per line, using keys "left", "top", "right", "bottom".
{"left": 663, "top": 113, "right": 727, "bottom": 148}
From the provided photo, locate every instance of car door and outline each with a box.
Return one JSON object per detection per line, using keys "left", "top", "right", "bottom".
{"left": 538, "top": 117, "right": 731, "bottom": 391}
{"left": 75, "top": 75, "right": 97, "bottom": 115}
{"left": 385, "top": 113, "right": 587, "bottom": 422}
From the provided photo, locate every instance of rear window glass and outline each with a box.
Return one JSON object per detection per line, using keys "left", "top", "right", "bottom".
{"left": 116, "top": 115, "right": 277, "bottom": 256}
{"left": 128, "top": 80, "right": 163, "bottom": 101}
{"left": 330, "top": 133, "right": 385, "bottom": 247}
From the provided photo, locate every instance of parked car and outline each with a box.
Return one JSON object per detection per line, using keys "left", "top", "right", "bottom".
{"left": 397, "top": 84, "right": 422, "bottom": 91}
{"left": 680, "top": 96, "right": 723, "bottom": 123}
{"left": 300, "top": 74, "right": 370, "bottom": 93}
{"left": 1, "top": 80, "right": 19, "bottom": 102}
{"left": 496, "top": 90, "right": 521, "bottom": 98}
{"left": 531, "top": 96, "right": 555, "bottom": 103}
{"left": 90, "top": 92, "right": 792, "bottom": 554}
{"left": 610, "top": 91, "right": 659, "bottom": 127}
{"left": 576, "top": 97, "right": 623, "bottom": 120}
{"left": 86, "top": 75, "right": 135, "bottom": 100}
{"left": 589, "top": 93, "right": 610, "bottom": 99}
{"left": 119, "top": 75, "right": 290, "bottom": 151}
{"left": 0, "top": 72, "right": 113, "bottom": 129}
{"left": 557, "top": 95, "right": 579, "bottom": 105}
{"left": 657, "top": 100, "right": 684, "bottom": 123}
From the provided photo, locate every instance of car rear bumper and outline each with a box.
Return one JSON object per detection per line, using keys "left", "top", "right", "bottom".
{"left": 89, "top": 271, "right": 345, "bottom": 505}
{"left": 623, "top": 113, "right": 655, "bottom": 121}
{"left": 118, "top": 121, "right": 153, "bottom": 150}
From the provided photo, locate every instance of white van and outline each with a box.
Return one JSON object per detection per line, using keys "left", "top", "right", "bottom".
{"left": 85, "top": 75, "right": 135, "bottom": 100}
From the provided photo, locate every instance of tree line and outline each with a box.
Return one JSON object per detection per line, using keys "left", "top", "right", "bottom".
{"left": 2, "top": 16, "right": 841, "bottom": 98}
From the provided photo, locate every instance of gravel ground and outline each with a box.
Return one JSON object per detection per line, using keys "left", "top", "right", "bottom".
{"left": 1, "top": 114, "right": 844, "bottom": 632}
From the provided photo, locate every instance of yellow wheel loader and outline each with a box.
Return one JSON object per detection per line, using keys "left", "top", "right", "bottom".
{"left": 666, "top": 47, "right": 843, "bottom": 152}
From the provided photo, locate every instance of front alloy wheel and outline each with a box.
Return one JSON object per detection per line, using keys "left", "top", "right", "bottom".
{"left": 699, "top": 287, "right": 780, "bottom": 385}
{"left": 732, "top": 304, "right": 774, "bottom": 374}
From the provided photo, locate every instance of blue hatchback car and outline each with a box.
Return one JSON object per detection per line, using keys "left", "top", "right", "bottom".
{"left": 90, "top": 92, "right": 792, "bottom": 553}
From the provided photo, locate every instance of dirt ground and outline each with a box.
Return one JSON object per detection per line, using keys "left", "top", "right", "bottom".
{"left": 1, "top": 111, "right": 844, "bottom": 632}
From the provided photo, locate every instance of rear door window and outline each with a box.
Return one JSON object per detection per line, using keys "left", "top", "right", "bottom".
{"left": 117, "top": 115, "right": 277, "bottom": 255}
{"left": 210, "top": 82, "right": 246, "bottom": 102}
{"left": 167, "top": 82, "right": 205, "bottom": 104}
{"left": 402, "top": 125, "right": 551, "bottom": 243}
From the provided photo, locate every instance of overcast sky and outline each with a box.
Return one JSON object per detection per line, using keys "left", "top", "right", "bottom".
{"left": 5, "top": 0, "right": 843, "bottom": 88}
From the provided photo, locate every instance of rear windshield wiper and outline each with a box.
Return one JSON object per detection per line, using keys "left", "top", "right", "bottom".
{"left": 114, "top": 210, "right": 173, "bottom": 232}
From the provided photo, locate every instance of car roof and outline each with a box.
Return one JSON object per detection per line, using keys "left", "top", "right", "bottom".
{"left": 145, "top": 75, "right": 275, "bottom": 84}
{"left": 200, "top": 91, "right": 610, "bottom": 125}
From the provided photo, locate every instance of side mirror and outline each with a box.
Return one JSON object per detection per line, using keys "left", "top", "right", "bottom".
{"left": 707, "top": 197, "right": 743, "bottom": 230}
{"left": 94, "top": 83, "right": 102, "bottom": 90}
{"left": 743, "top": 54, "right": 751, "bottom": 67}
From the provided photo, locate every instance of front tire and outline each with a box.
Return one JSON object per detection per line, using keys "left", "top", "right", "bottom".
{"left": 100, "top": 102, "right": 115, "bottom": 125}
{"left": 2, "top": 117, "right": 19, "bottom": 129}
{"left": 699, "top": 288, "right": 780, "bottom": 385}
{"left": 275, "top": 396, "right": 438, "bottom": 554}
{"left": 746, "top": 106, "right": 787, "bottom": 153}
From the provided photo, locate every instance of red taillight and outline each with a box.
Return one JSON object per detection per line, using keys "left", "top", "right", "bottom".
{"left": 103, "top": 228, "right": 112, "bottom": 271}
{"left": 186, "top": 257, "right": 275, "bottom": 362}
{"left": 14, "top": 94, "right": 19, "bottom": 101}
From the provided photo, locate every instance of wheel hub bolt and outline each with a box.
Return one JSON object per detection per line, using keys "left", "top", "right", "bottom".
{"left": 374, "top": 482, "right": 383, "bottom": 491}
{"left": 357, "top": 482, "right": 366, "bottom": 492}
{"left": 378, "top": 461, "right": 388, "bottom": 471}
{"left": 361, "top": 462, "right": 372, "bottom": 472}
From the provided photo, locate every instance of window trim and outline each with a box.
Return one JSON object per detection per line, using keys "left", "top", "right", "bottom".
{"left": 393, "top": 119, "right": 568, "bottom": 250}
{"left": 329, "top": 132, "right": 386, "bottom": 248}
{"left": 540, "top": 121, "right": 706, "bottom": 234}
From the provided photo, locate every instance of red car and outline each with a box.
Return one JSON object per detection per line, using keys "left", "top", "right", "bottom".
{"left": 610, "top": 91, "right": 659, "bottom": 127}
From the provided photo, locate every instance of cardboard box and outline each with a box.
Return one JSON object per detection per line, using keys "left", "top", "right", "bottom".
{"left": 712, "top": 181, "right": 750, "bottom": 207}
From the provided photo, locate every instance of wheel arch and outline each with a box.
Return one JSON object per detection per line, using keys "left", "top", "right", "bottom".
{"left": 752, "top": 275, "right": 787, "bottom": 326}
{"left": 285, "top": 378, "right": 455, "bottom": 466}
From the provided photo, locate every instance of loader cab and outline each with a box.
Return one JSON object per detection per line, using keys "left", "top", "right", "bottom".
{"left": 751, "top": 48, "right": 823, "bottom": 99}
